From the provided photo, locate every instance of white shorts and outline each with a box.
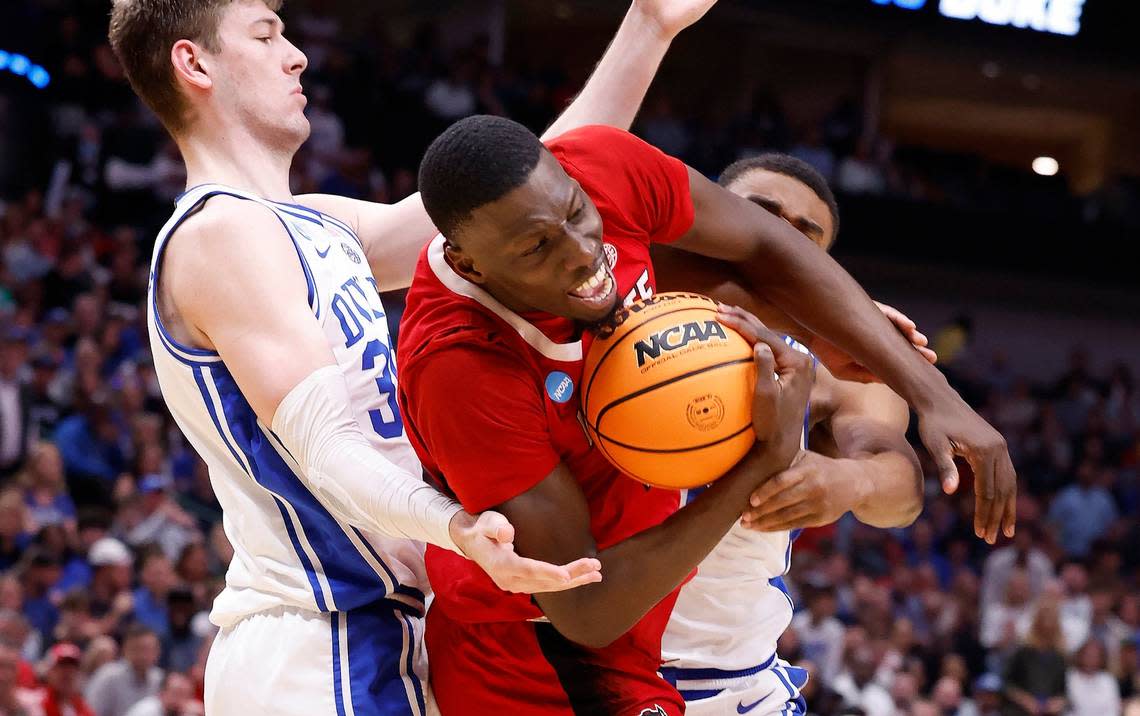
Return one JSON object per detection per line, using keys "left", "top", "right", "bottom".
{"left": 661, "top": 657, "right": 808, "bottom": 716}
{"left": 204, "top": 604, "right": 436, "bottom": 716}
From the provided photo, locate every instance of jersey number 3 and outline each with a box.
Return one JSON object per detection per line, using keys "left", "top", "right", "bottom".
{"left": 361, "top": 339, "right": 403, "bottom": 438}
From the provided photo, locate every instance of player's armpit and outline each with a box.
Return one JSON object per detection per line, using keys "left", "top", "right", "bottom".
{"left": 162, "top": 196, "right": 337, "bottom": 424}
{"left": 297, "top": 192, "right": 437, "bottom": 292}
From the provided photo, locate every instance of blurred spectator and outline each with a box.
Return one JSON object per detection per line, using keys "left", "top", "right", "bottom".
{"left": 39, "top": 642, "right": 94, "bottom": 716}
{"left": 792, "top": 585, "right": 845, "bottom": 684}
{"left": 1066, "top": 640, "right": 1121, "bottom": 716}
{"left": 833, "top": 644, "right": 894, "bottom": 715}
{"left": 122, "top": 478, "right": 195, "bottom": 564}
{"left": 980, "top": 525, "right": 1054, "bottom": 611}
{"left": 20, "top": 444, "right": 75, "bottom": 534}
{"left": 128, "top": 553, "right": 175, "bottom": 641}
{"left": 1047, "top": 459, "right": 1119, "bottom": 558}
{"left": 0, "top": 642, "right": 41, "bottom": 716}
{"left": 963, "top": 673, "right": 1004, "bottom": 716}
{"left": 931, "top": 676, "right": 968, "bottom": 716}
{"left": 119, "top": 672, "right": 194, "bottom": 716}
{"left": 980, "top": 568, "right": 1034, "bottom": 651}
{"left": 835, "top": 138, "right": 886, "bottom": 196}
{"left": 790, "top": 127, "right": 837, "bottom": 182}
{"left": 50, "top": 400, "right": 124, "bottom": 486}
{"left": 1002, "top": 600, "right": 1068, "bottom": 716}
{"left": 83, "top": 625, "right": 161, "bottom": 716}
{"left": 0, "top": 332, "right": 31, "bottom": 477}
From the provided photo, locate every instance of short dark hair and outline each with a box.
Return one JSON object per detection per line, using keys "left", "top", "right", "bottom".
{"left": 418, "top": 115, "right": 545, "bottom": 241}
{"left": 718, "top": 153, "right": 840, "bottom": 242}
{"left": 124, "top": 623, "right": 158, "bottom": 642}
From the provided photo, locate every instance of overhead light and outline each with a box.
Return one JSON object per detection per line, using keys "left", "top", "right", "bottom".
{"left": 1032, "top": 156, "right": 1059, "bottom": 176}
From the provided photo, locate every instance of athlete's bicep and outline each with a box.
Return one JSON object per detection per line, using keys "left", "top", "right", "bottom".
{"left": 168, "top": 200, "right": 336, "bottom": 424}
{"left": 298, "top": 192, "right": 436, "bottom": 291}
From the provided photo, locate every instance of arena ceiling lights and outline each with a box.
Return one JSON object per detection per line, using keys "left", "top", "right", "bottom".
{"left": 0, "top": 50, "right": 51, "bottom": 89}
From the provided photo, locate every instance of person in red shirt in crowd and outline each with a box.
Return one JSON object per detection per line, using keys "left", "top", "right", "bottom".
{"left": 38, "top": 644, "right": 93, "bottom": 716}
{"left": 0, "top": 642, "right": 43, "bottom": 716}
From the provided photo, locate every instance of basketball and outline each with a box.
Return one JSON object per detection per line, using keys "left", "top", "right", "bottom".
{"left": 582, "top": 292, "right": 757, "bottom": 489}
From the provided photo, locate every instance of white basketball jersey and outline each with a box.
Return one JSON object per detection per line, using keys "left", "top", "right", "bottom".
{"left": 147, "top": 184, "right": 427, "bottom": 627}
{"left": 661, "top": 338, "right": 813, "bottom": 674}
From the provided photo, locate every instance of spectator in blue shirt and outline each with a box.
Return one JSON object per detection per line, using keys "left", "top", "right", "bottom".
{"left": 1048, "top": 459, "right": 1121, "bottom": 558}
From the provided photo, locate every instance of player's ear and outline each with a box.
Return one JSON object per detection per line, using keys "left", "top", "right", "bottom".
{"left": 444, "top": 241, "right": 484, "bottom": 284}
{"left": 171, "top": 39, "right": 213, "bottom": 92}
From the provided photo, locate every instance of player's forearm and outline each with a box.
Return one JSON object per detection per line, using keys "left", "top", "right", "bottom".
{"left": 538, "top": 449, "right": 784, "bottom": 648}
{"left": 271, "top": 366, "right": 463, "bottom": 551}
{"left": 540, "top": 3, "right": 673, "bottom": 141}
{"left": 734, "top": 232, "right": 950, "bottom": 412}
{"left": 846, "top": 452, "right": 923, "bottom": 528}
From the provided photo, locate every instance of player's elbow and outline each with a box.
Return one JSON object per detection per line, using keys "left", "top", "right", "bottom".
{"left": 545, "top": 602, "right": 629, "bottom": 649}
{"left": 551, "top": 618, "right": 624, "bottom": 649}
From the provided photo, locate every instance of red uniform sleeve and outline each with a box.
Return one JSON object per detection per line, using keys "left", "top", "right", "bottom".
{"left": 546, "top": 125, "right": 695, "bottom": 244}
{"left": 402, "top": 342, "right": 559, "bottom": 514}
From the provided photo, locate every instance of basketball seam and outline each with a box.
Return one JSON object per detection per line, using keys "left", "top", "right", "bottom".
{"left": 593, "top": 356, "right": 754, "bottom": 446}
{"left": 598, "top": 423, "right": 754, "bottom": 454}
{"left": 583, "top": 299, "right": 719, "bottom": 418}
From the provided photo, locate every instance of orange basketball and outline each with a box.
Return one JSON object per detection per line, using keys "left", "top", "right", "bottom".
{"left": 582, "top": 292, "right": 757, "bottom": 489}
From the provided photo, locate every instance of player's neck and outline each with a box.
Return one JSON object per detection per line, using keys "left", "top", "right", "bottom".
{"left": 177, "top": 124, "right": 296, "bottom": 202}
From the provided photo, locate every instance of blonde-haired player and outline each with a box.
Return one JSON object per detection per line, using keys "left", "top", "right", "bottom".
{"left": 106, "top": 0, "right": 720, "bottom": 713}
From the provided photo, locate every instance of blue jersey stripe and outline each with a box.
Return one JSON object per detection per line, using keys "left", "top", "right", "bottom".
{"left": 678, "top": 689, "right": 723, "bottom": 701}
{"left": 331, "top": 612, "right": 348, "bottom": 716}
{"left": 344, "top": 606, "right": 418, "bottom": 715}
{"left": 400, "top": 612, "right": 426, "bottom": 714}
{"left": 206, "top": 364, "right": 402, "bottom": 611}
{"left": 192, "top": 366, "right": 328, "bottom": 610}
{"left": 661, "top": 653, "right": 777, "bottom": 684}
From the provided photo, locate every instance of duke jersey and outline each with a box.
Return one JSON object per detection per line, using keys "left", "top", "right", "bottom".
{"left": 659, "top": 339, "right": 814, "bottom": 713}
{"left": 147, "top": 184, "right": 428, "bottom": 628}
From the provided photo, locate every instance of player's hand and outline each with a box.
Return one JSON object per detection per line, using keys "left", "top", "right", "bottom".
{"left": 917, "top": 395, "right": 1016, "bottom": 544}
{"left": 450, "top": 511, "right": 603, "bottom": 594}
{"left": 740, "top": 452, "right": 863, "bottom": 532}
{"left": 631, "top": 0, "right": 719, "bottom": 40}
{"left": 812, "top": 301, "right": 936, "bottom": 383}
{"left": 716, "top": 304, "right": 812, "bottom": 468}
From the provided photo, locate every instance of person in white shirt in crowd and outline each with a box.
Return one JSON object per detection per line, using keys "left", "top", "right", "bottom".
{"left": 83, "top": 626, "right": 162, "bottom": 716}
{"left": 792, "top": 583, "right": 847, "bottom": 685}
{"left": 1067, "top": 639, "right": 1122, "bottom": 716}
{"left": 121, "top": 672, "right": 196, "bottom": 716}
{"left": 833, "top": 644, "right": 894, "bottom": 715}
{"left": 980, "top": 567, "right": 1035, "bottom": 651}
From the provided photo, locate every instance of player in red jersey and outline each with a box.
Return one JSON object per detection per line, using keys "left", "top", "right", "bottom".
{"left": 398, "top": 118, "right": 813, "bottom": 715}
{"left": 398, "top": 115, "right": 1014, "bottom": 714}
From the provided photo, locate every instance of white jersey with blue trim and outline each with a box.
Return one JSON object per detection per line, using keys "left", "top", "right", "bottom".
{"left": 147, "top": 184, "right": 428, "bottom": 628}
{"left": 661, "top": 337, "right": 813, "bottom": 682}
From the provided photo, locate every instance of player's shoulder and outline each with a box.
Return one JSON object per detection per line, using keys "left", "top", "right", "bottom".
{"left": 172, "top": 194, "right": 286, "bottom": 254}
{"left": 545, "top": 124, "right": 653, "bottom": 167}
{"left": 163, "top": 195, "right": 300, "bottom": 292}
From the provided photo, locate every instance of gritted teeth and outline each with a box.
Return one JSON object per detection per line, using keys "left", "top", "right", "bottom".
{"left": 569, "top": 264, "right": 608, "bottom": 297}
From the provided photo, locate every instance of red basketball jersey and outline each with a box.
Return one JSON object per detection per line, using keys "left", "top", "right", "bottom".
{"left": 397, "top": 126, "right": 695, "bottom": 715}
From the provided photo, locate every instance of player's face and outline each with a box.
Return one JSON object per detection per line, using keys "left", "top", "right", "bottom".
{"left": 204, "top": 1, "right": 310, "bottom": 148}
{"left": 446, "top": 151, "right": 618, "bottom": 322}
{"left": 724, "top": 170, "right": 835, "bottom": 250}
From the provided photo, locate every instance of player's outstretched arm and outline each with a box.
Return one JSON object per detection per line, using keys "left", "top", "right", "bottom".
{"left": 300, "top": 0, "right": 719, "bottom": 293}
{"left": 539, "top": 0, "right": 719, "bottom": 141}
{"left": 493, "top": 321, "right": 810, "bottom": 648}
{"left": 670, "top": 167, "right": 1016, "bottom": 543}
{"left": 738, "top": 358, "right": 923, "bottom": 532}
{"left": 162, "top": 199, "right": 598, "bottom": 593}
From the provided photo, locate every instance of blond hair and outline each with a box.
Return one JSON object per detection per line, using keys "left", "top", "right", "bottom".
{"left": 107, "top": 0, "right": 283, "bottom": 134}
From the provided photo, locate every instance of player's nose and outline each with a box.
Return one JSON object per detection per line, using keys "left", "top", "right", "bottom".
{"left": 562, "top": 230, "right": 597, "bottom": 273}
{"left": 284, "top": 37, "right": 308, "bottom": 75}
